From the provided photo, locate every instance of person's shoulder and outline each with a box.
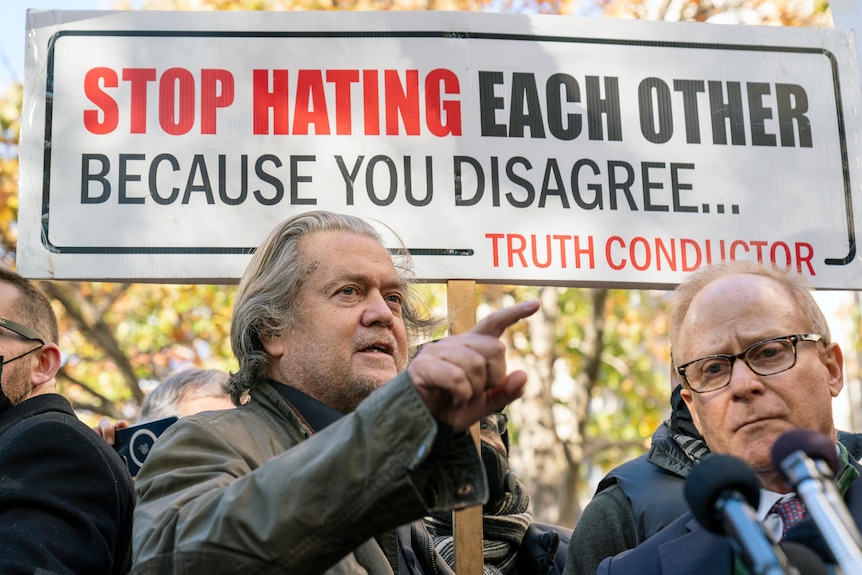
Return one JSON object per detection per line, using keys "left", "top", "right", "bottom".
{"left": 0, "top": 395, "right": 96, "bottom": 441}
{"left": 573, "top": 483, "right": 637, "bottom": 541}
{"left": 0, "top": 401, "right": 133, "bottom": 487}
{"left": 838, "top": 430, "right": 862, "bottom": 461}
{"left": 182, "top": 399, "right": 278, "bottom": 434}
{"left": 596, "top": 511, "right": 730, "bottom": 575}
{"left": 156, "top": 399, "right": 298, "bottom": 458}
{"left": 584, "top": 483, "right": 634, "bottom": 514}
{"left": 596, "top": 452, "right": 666, "bottom": 494}
{"left": 604, "top": 453, "right": 652, "bottom": 478}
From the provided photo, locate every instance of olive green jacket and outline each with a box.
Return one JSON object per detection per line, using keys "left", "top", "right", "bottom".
{"left": 131, "top": 373, "right": 487, "bottom": 574}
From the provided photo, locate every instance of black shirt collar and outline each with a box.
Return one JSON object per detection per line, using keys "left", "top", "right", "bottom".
{"left": 269, "top": 380, "right": 343, "bottom": 432}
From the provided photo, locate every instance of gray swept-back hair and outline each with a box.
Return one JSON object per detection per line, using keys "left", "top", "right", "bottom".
{"left": 669, "top": 260, "right": 831, "bottom": 372}
{"left": 226, "top": 210, "right": 441, "bottom": 404}
{"left": 140, "top": 368, "right": 229, "bottom": 422}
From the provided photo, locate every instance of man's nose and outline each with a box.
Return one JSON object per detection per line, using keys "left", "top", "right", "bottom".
{"left": 362, "top": 292, "right": 394, "bottom": 326}
{"left": 727, "top": 358, "right": 766, "bottom": 396}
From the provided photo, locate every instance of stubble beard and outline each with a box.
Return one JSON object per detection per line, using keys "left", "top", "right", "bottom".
{"left": 282, "top": 348, "right": 400, "bottom": 415}
{"left": 324, "top": 350, "right": 408, "bottom": 413}
{"left": 333, "top": 375, "right": 382, "bottom": 414}
{"left": 1, "top": 361, "right": 32, "bottom": 408}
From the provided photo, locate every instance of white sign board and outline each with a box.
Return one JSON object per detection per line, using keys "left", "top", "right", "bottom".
{"left": 17, "top": 10, "right": 862, "bottom": 288}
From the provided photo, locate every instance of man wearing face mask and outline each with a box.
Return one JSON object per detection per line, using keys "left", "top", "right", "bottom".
{"left": 0, "top": 267, "right": 135, "bottom": 574}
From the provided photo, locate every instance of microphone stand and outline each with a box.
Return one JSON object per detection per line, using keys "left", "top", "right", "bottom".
{"left": 719, "top": 491, "right": 798, "bottom": 575}
{"left": 781, "top": 451, "right": 862, "bottom": 575}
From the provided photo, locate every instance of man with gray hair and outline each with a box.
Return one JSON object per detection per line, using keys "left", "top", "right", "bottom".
{"left": 132, "top": 210, "right": 544, "bottom": 574}
{"left": 139, "top": 368, "right": 233, "bottom": 421}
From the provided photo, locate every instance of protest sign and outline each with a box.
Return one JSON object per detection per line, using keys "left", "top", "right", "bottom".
{"left": 18, "top": 10, "right": 862, "bottom": 287}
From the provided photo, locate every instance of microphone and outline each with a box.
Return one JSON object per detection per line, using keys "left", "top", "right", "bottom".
{"left": 780, "top": 542, "right": 834, "bottom": 575}
{"left": 785, "top": 518, "right": 837, "bottom": 565}
{"left": 685, "top": 453, "right": 799, "bottom": 575}
{"left": 772, "top": 429, "right": 862, "bottom": 575}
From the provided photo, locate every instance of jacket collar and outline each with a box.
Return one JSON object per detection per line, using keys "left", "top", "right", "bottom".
{"left": 0, "top": 393, "right": 74, "bottom": 434}
{"left": 648, "top": 386, "right": 709, "bottom": 478}
{"left": 268, "top": 380, "right": 343, "bottom": 432}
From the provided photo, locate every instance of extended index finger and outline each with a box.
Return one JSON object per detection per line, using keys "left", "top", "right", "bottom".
{"left": 470, "top": 299, "right": 541, "bottom": 338}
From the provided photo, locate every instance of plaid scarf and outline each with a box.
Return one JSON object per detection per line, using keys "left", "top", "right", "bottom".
{"left": 424, "top": 479, "right": 533, "bottom": 575}
{"left": 668, "top": 384, "right": 711, "bottom": 467}
{"left": 424, "top": 413, "right": 533, "bottom": 575}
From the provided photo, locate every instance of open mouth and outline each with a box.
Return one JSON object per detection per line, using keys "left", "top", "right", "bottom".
{"left": 358, "top": 342, "right": 394, "bottom": 356}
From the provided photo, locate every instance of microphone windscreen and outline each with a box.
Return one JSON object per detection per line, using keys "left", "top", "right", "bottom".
{"left": 785, "top": 518, "right": 837, "bottom": 564}
{"left": 780, "top": 541, "right": 831, "bottom": 575}
{"left": 771, "top": 429, "right": 839, "bottom": 476}
{"left": 684, "top": 453, "right": 761, "bottom": 534}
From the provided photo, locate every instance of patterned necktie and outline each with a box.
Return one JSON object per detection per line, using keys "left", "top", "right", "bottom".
{"left": 771, "top": 497, "right": 806, "bottom": 539}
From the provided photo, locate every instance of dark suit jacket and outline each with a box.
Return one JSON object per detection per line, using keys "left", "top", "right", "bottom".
{"left": 596, "top": 456, "right": 862, "bottom": 575}
{"left": 596, "top": 511, "right": 734, "bottom": 575}
{"left": 0, "top": 394, "right": 136, "bottom": 574}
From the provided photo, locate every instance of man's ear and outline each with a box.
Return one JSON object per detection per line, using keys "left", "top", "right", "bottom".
{"left": 823, "top": 341, "right": 845, "bottom": 398}
{"left": 30, "top": 343, "right": 62, "bottom": 390}
{"left": 261, "top": 333, "right": 285, "bottom": 358}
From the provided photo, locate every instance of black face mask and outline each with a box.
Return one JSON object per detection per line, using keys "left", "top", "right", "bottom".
{"left": 0, "top": 318, "right": 47, "bottom": 415}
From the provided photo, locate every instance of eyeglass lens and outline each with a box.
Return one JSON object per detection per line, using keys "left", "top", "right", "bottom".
{"left": 688, "top": 338, "right": 797, "bottom": 392}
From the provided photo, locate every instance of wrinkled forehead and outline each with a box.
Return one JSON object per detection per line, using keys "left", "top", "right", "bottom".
{"left": 303, "top": 231, "right": 402, "bottom": 285}
{"left": 676, "top": 274, "right": 802, "bottom": 357}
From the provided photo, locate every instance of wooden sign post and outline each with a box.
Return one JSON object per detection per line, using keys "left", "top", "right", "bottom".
{"left": 448, "top": 279, "right": 484, "bottom": 575}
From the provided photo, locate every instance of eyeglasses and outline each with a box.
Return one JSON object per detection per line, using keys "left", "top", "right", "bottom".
{"left": 0, "top": 318, "right": 46, "bottom": 345}
{"left": 0, "top": 317, "right": 47, "bottom": 376}
{"left": 480, "top": 412, "right": 509, "bottom": 437}
{"left": 676, "top": 333, "right": 823, "bottom": 394}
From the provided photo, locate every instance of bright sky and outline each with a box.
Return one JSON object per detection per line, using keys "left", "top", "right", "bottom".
{"left": 0, "top": 0, "right": 122, "bottom": 88}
